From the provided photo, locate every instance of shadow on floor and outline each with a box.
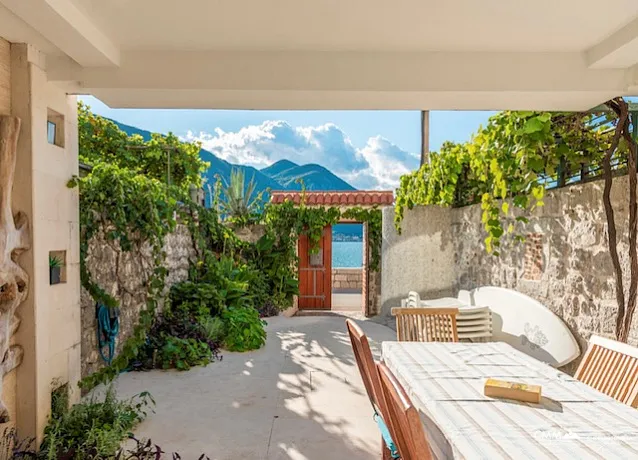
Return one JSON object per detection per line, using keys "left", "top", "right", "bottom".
{"left": 113, "top": 315, "right": 396, "bottom": 460}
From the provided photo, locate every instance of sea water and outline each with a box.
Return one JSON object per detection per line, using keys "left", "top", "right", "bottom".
{"left": 332, "top": 241, "right": 363, "bottom": 268}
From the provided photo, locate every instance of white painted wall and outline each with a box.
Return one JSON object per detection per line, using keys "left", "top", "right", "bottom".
{"left": 9, "top": 43, "right": 80, "bottom": 442}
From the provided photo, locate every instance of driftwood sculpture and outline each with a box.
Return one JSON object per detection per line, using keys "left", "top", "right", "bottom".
{"left": 0, "top": 116, "right": 29, "bottom": 422}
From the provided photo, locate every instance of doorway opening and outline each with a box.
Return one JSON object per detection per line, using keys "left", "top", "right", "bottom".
{"left": 331, "top": 223, "right": 363, "bottom": 312}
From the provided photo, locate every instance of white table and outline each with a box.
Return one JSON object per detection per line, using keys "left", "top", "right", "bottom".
{"left": 382, "top": 341, "right": 638, "bottom": 459}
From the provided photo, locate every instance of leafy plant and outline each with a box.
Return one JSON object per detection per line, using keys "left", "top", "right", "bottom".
{"left": 137, "top": 282, "right": 225, "bottom": 371}
{"left": 394, "top": 110, "right": 612, "bottom": 254}
{"left": 257, "top": 300, "right": 280, "bottom": 318}
{"left": 78, "top": 102, "right": 208, "bottom": 191}
{"left": 200, "top": 316, "right": 226, "bottom": 343}
{"left": 191, "top": 255, "right": 254, "bottom": 312}
{"left": 156, "top": 336, "right": 212, "bottom": 371}
{"left": 49, "top": 256, "right": 62, "bottom": 268}
{"left": 248, "top": 234, "right": 299, "bottom": 309}
{"left": 116, "top": 437, "right": 211, "bottom": 460}
{"left": 40, "top": 387, "right": 154, "bottom": 460}
{"left": 169, "top": 282, "right": 224, "bottom": 318}
{"left": 219, "top": 168, "right": 264, "bottom": 225}
{"left": 222, "top": 307, "right": 267, "bottom": 352}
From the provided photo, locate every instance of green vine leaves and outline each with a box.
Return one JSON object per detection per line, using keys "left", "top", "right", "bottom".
{"left": 78, "top": 102, "right": 209, "bottom": 191}
{"left": 263, "top": 200, "right": 382, "bottom": 271}
{"left": 395, "top": 111, "right": 611, "bottom": 255}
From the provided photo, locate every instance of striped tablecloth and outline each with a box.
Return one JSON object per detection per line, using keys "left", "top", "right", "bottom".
{"left": 382, "top": 341, "right": 638, "bottom": 459}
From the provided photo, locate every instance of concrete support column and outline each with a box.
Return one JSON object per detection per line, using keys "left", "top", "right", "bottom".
{"left": 10, "top": 43, "right": 81, "bottom": 443}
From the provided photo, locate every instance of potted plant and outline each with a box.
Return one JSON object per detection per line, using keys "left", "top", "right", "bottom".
{"left": 49, "top": 255, "right": 62, "bottom": 285}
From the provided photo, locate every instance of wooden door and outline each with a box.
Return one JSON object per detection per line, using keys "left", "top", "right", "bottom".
{"left": 298, "top": 226, "right": 332, "bottom": 309}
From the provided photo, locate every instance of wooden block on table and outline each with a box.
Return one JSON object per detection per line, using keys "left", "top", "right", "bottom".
{"left": 484, "top": 378, "right": 542, "bottom": 404}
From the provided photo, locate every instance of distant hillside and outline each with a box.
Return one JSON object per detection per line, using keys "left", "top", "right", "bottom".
{"left": 112, "top": 120, "right": 356, "bottom": 206}
{"left": 260, "top": 159, "right": 298, "bottom": 178}
{"left": 112, "top": 119, "right": 281, "bottom": 205}
{"left": 261, "top": 160, "right": 356, "bottom": 191}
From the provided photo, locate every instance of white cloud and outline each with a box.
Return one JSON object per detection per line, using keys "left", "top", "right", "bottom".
{"left": 183, "top": 120, "right": 418, "bottom": 190}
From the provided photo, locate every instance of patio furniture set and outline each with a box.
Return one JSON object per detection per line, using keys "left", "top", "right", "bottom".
{"left": 346, "top": 290, "right": 638, "bottom": 459}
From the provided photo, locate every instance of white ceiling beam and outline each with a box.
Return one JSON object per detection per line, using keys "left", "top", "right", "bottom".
{"left": 87, "top": 88, "right": 623, "bottom": 112}
{"left": 46, "top": 49, "right": 629, "bottom": 110}
{"left": 0, "top": 0, "right": 119, "bottom": 67}
{"left": 587, "top": 17, "right": 638, "bottom": 69}
{"left": 57, "top": 50, "right": 627, "bottom": 93}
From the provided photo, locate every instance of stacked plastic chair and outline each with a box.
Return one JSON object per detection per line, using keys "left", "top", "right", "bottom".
{"left": 401, "top": 291, "right": 493, "bottom": 341}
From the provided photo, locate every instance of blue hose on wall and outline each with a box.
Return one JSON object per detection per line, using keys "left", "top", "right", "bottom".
{"left": 96, "top": 303, "right": 120, "bottom": 365}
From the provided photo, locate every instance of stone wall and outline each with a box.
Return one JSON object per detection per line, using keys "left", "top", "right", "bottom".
{"left": 332, "top": 268, "right": 362, "bottom": 291}
{"left": 381, "top": 175, "right": 638, "bottom": 367}
{"left": 232, "top": 224, "right": 266, "bottom": 244}
{"left": 81, "top": 225, "right": 196, "bottom": 378}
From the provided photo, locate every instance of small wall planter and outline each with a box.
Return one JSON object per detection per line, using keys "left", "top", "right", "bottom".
{"left": 49, "top": 253, "right": 64, "bottom": 285}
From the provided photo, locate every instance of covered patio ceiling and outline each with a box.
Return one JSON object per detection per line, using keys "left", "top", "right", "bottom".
{"left": 1, "top": 0, "right": 638, "bottom": 110}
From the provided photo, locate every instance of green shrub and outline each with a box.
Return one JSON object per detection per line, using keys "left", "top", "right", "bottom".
{"left": 169, "top": 281, "right": 223, "bottom": 318}
{"left": 157, "top": 336, "right": 212, "bottom": 370}
{"left": 188, "top": 255, "right": 255, "bottom": 313}
{"left": 200, "top": 316, "right": 226, "bottom": 343}
{"left": 249, "top": 234, "right": 299, "bottom": 309}
{"left": 223, "top": 307, "right": 267, "bottom": 352}
{"left": 40, "top": 387, "right": 154, "bottom": 460}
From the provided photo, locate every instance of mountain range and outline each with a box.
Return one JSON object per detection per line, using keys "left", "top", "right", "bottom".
{"left": 112, "top": 118, "right": 362, "bottom": 240}
{"left": 111, "top": 119, "right": 356, "bottom": 203}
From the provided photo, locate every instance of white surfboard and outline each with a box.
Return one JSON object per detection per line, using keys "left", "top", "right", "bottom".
{"left": 469, "top": 286, "right": 580, "bottom": 367}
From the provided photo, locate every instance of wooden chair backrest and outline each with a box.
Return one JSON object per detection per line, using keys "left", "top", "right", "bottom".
{"left": 575, "top": 335, "right": 638, "bottom": 407}
{"left": 377, "top": 362, "right": 432, "bottom": 460}
{"left": 391, "top": 307, "right": 459, "bottom": 342}
{"left": 345, "top": 319, "right": 390, "bottom": 419}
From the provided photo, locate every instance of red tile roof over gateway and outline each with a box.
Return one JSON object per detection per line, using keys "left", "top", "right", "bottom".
{"left": 269, "top": 191, "right": 394, "bottom": 206}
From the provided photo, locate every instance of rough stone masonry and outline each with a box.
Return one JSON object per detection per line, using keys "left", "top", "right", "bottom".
{"left": 381, "top": 174, "right": 637, "bottom": 372}
{"left": 80, "top": 225, "right": 195, "bottom": 378}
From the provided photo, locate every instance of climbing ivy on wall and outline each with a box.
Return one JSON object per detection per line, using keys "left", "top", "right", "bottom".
{"left": 395, "top": 111, "right": 614, "bottom": 255}
{"left": 263, "top": 200, "right": 383, "bottom": 271}
{"left": 72, "top": 104, "right": 212, "bottom": 390}
{"left": 69, "top": 164, "right": 181, "bottom": 389}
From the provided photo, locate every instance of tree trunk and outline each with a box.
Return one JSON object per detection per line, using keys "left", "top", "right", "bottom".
{"left": 621, "top": 108, "right": 638, "bottom": 341}
{"left": 602, "top": 99, "right": 638, "bottom": 342}
{"left": 0, "top": 115, "right": 29, "bottom": 422}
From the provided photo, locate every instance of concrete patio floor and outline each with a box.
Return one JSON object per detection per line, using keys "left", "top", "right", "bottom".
{"left": 113, "top": 315, "right": 396, "bottom": 460}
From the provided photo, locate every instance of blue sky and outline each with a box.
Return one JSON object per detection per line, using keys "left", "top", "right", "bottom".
{"left": 80, "top": 96, "right": 494, "bottom": 189}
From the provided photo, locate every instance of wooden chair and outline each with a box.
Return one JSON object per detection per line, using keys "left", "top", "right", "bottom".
{"left": 377, "top": 362, "right": 433, "bottom": 460}
{"left": 345, "top": 319, "right": 398, "bottom": 459}
{"left": 575, "top": 335, "right": 638, "bottom": 407}
{"left": 391, "top": 307, "right": 459, "bottom": 342}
